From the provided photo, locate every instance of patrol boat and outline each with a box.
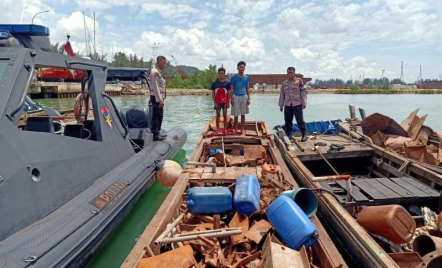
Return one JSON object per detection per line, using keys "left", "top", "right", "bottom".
{"left": 0, "top": 24, "right": 186, "bottom": 267}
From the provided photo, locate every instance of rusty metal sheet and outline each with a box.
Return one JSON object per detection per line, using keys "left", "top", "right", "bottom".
{"left": 417, "top": 125, "right": 434, "bottom": 145}
{"left": 437, "top": 132, "right": 442, "bottom": 162}
{"left": 371, "top": 130, "right": 389, "bottom": 147}
{"left": 362, "top": 113, "right": 408, "bottom": 137}
{"left": 387, "top": 252, "right": 423, "bottom": 268}
{"left": 400, "top": 108, "right": 420, "bottom": 132}
{"left": 136, "top": 245, "right": 197, "bottom": 268}
{"left": 262, "top": 234, "right": 309, "bottom": 268}
{"left": 229, "top": 212, "right": 249, "bottom": 245}
{"left": 385, "top": 136, "right": 413, "bottom": 153}
{"left": 409, "top": 114, "right": 428, "bottom": 140}
{"left": 244, "top": 145, "right": 267, "bottom": 160}
{"left": 245, "top": 219, "right": 273, "bottom": 244}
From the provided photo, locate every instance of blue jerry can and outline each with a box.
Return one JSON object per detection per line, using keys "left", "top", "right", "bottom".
{"left": 233, "top": 175, "right": 261, "bottom": 216}
{"left": 186, "top": 187, "right": 232, "bottom": 214}
{"left": 266, "top": 195, "right": 319, "bottom": 251}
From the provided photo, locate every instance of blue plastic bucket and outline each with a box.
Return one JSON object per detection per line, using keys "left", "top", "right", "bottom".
{"left": 279, "top": 187, "right": 318, "bottom": 217}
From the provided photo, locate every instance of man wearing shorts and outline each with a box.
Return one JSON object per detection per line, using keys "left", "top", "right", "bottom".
{"left": 229, "top": 61, "right": 250, "bottom": 135}
{"left": 211, "top": 67, "right": 231, "bottom": 133}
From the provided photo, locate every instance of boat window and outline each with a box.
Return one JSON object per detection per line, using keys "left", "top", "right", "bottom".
{"left": 17, "top": 66, "right": 101, "bottom": 142}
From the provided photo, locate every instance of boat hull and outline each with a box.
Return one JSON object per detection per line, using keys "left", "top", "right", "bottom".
{"left": 0, "top": 127, "right": 186, "bottom": 268}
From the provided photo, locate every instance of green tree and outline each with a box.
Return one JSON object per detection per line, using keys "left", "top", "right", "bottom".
{"left": 349, "top": 84, "right": 360, "bottom": 91}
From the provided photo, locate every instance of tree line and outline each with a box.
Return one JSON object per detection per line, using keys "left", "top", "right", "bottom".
{"left": 51, "top": 43, "right": 438, "bottom": 89}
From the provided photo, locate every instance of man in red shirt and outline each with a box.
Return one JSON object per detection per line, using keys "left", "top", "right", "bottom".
{"left": 211, "top": 67, "right": 231, "bottom": 133}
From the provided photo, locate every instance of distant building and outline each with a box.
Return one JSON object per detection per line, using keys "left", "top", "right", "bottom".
{"left": 420, "top": 81, "right": 442, "bottom": 89}
{"left": 392, "top": 84, "right": 417, "bottom": 90}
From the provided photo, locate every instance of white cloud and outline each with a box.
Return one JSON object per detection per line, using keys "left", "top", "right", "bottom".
{"left": 290, "top": 48, "right": 317, "bottom": 61}
{"left": 1, "top": 0, "right": 440, "bottom": 81}
{"left": 140, "top": 3, "right": 197, "bottom": 19}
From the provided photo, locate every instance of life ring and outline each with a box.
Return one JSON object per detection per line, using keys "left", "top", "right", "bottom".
{"left": 74, "top": 93, "right": 90, "bottom": 122}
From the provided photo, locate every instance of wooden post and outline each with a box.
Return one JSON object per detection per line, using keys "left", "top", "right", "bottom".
{"left": 359, "top": 108, "right": 366, "bottom": 119}
{"left": 349, "top": 104, "right": 356, "bottom": 119}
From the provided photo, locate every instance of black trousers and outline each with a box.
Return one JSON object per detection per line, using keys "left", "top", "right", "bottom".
{"left": 284, "top": 104, "right": 306, "bottom": 134}
{"left": 150, "top": 95, "right": 163, "bottom": 135}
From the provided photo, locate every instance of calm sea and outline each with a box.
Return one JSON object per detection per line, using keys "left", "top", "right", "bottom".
{"left": 39, "top": 94, "right": 441, "bottom": 159}
{"left": 37, "top": 94, "right": 441, "bottom": 267}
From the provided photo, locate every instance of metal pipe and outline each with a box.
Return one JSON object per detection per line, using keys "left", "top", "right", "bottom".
{"left": 187, "top": 161, "right": 216, "bottom": 173}
{"left": 154, "top": 210, "right": 187, "bottom": 245}
{"left": 66, "top": 60, "right": 108, "bottom": 69}
{"left": 157, "top": 228, "right": 242, "bottom": 245}
{"left": 292, "top": 137, "right": 305, "bottom": 152}
{"left": 7, "top": 65, "right": 35, "bottom": 120}
{"left": 312, "top": 175, "right": 351, "bottom": 181}
{"left": 309, "top": 143, "right": 339, "bottom": 175}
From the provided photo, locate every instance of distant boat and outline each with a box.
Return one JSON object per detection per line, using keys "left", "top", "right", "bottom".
{"left": 35, "top": 34, "right": 85, "bottom": 82}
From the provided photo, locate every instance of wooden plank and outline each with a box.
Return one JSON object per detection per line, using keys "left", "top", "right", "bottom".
{"left": 374, "top": 178, "right": 414, "bottom": 198}
{"left": 389, "top": 177, "right": 428, "bottom": 198}
{"left": 352, "top": 180, "right": 388, "bottom": 200}
{"left": 335, "top": 180, "right": 369, "bottom": 202}
{"left": 349, "top": 104, "right": 356, "bottom": 119}
{"left": 399, "top": 177, "right": 440, "bottom": 197}
{"left": 298, "top": 150, "right": 374, "bottom": 162}
{"left": 371, "top": 144, "right": 442, "bottom": 188}
{"left": 363, "top": 179, "right": 402, "bottom": 199}
{"left": 121, "top": 173, "right": 190, "bottom": 267}
{"left": 359, "top": 108, "right": 366, "bottom": 119}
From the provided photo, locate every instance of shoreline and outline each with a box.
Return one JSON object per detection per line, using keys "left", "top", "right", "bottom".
{"left": 164, "top": 88, "right": 442, "bottom": 96}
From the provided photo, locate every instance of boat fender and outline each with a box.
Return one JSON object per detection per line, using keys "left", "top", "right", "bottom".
{"left": 155, "top": 160, "right": 182, "bottom": 187}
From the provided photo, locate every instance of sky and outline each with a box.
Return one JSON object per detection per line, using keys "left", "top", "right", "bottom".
{"left": 1, "top": 0, "right": 441, "bottom": 83}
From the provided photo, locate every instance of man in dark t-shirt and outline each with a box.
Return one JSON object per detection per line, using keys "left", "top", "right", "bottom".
{"left": 211, "top": 67, "right": 231, "bottom": 132}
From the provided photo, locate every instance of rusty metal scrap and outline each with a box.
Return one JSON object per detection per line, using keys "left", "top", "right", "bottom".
{"left": 136, "top": 245, "right": 197, "bottom": 268}
{"left": 245, "top": 220, "right": 273, "bottom": 244}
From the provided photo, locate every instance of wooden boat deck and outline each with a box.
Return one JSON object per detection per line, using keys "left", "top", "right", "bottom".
{"left": 282, "top": 132, "right": 374, "bottom": 161}
{"left": 320, "top": 176, "right": 440, "bottom": 207}
{"left": 121, "top": 121, "right": 348, "bottom": 268}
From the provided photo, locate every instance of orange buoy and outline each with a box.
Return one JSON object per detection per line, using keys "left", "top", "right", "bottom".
{"left": 73, "top": 93, "right": 90, "bottom": 122}
{"left": 155, "top": 160, "right": 182, "bottom": 187}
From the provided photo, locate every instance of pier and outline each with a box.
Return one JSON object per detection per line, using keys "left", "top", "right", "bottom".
{"left": 29, "top": 82, "right": 126, "bottom": 98}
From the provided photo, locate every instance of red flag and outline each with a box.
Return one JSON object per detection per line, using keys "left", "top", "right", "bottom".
{"left": 63, "top": 38, "right": 75, "bottom": 57}
{"left": 63, "top": 37, "right": 76, "bottom": 78}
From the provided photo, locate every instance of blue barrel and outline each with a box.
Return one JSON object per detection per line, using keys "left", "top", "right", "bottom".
{"left": 187, "top": 187, "right": 232, "bottom": 214}
{"left": 266, "top": 195, "right": 319, "bottom": 250}
{"left": 233, "top": 175, "right": 261, "bottom": 216}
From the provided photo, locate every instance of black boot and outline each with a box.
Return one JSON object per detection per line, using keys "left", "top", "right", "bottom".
{"left": 301, "top": 131, "right": 307, "bottom": 142}
{"left": 153, "top": 134, "right": 166, "bottom": 141}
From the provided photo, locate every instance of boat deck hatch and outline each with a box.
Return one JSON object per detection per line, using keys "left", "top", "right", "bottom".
{"left": 290, "top": 134, "right": 374, "bottom": 162}
{"left": 320, "top": 176, "right": 440, "bottom": 207}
